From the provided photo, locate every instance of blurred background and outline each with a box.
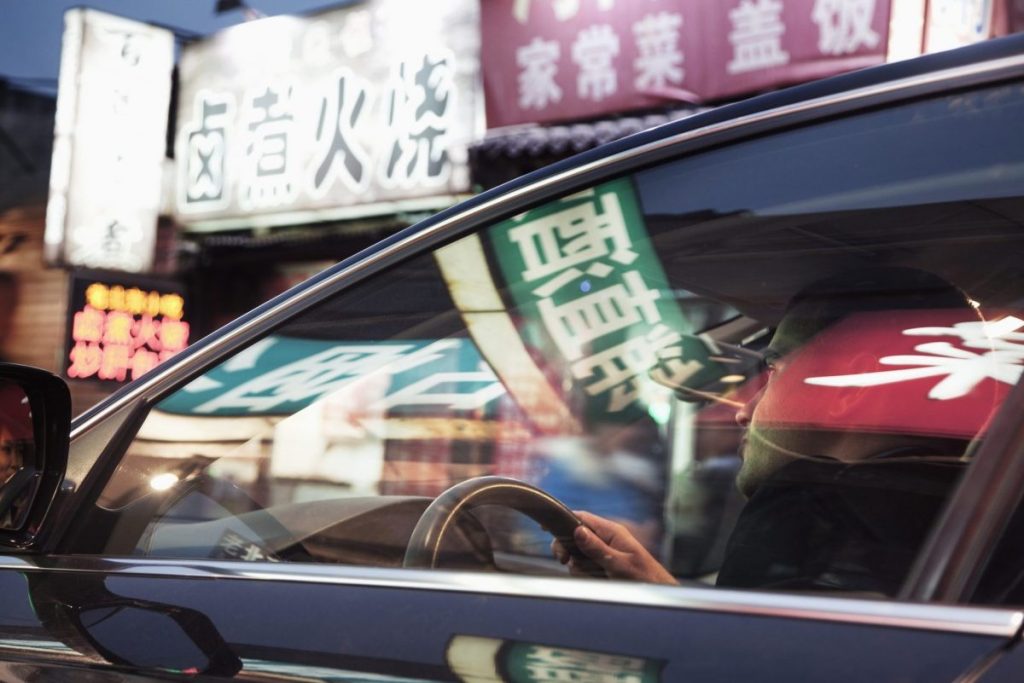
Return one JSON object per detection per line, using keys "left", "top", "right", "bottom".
{"left": 0, "top": 0, "right": 1020, "bottom": 417}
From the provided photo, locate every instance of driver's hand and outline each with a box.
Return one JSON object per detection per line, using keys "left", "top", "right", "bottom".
{"left": 551, "top": 511, "right": 678, "bottom": 586}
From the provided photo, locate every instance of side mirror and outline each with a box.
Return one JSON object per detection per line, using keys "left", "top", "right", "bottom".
{"left": 0, "top": 363, "right": 70, "bottom": 538}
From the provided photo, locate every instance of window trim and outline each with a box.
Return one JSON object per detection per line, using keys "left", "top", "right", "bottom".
{"left": 0, "top": 555, "right": 1020, "bottom": 638}
{"left": 902, "top": 376, "right": 1024, "bottom": 603}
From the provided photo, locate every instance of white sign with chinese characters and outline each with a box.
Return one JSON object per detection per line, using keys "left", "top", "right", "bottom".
{"left": 924, "top": 0, "right": 993, "bottom": 53}
{"left": 45, "top": 9, "right": 174, "bottom": 273}
{"left": 174, "top": 0, "right": 482, "bottom": 230}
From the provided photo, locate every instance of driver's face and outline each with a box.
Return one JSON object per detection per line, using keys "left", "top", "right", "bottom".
{"left": 730, "top": 310, "right": 922, "bottom": 497}
{"left": 734, "top": 349, "right": 797, "bottom": 498}
{"left": 731, "top": 309, "right": 845, "bottom": 497}
{"left": 0, "top": 424, "right": 21, "bottom": 485}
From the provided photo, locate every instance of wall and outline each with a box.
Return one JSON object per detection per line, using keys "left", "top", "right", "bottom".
{"left": 0, "top": 203, "right": 110, "bottom": 416}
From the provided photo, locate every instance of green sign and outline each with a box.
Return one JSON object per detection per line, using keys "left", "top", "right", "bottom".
{"left": 505, "top": 642, "right": 661, "bottom": 683}
{"left": 488, "top": 178, "right": 718, "bottom": 422}
{"left": 446, "top": 635, "right": 662, "bottom": 683}
{"left": 159, "top": 336, "right": 505, "bottom": 417}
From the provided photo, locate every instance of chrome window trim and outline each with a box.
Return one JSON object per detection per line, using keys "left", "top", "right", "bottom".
{"left": 0, "top": 556, "right": 1019, "bottom": 638}
{"left": 70, "top": 52, "right": 1024, "bottom": 440}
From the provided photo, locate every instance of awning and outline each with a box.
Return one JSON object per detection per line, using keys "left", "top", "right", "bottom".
{"left": 468, "top": 108, "right": 705, "bottom": 190}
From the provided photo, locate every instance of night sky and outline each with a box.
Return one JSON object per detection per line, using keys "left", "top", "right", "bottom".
{"left": 0, "top": 0, "right": 348, "bottom": 94}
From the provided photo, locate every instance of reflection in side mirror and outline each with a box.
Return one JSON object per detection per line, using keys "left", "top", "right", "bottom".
{"left": 0, "top": 363, "right": 71, "bottom": 537}
{"left": 0, "top": 379, "right": 36, "bottom": 530}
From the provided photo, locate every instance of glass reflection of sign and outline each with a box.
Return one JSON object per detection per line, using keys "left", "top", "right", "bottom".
{"left": 447, "top": 636, "right": 662, "bottom": 683}
{"left": 65, "top": 273, "right": 190, "bottom": 384}
{"left": 158, "top": 336, "right": 505, "bottom": 418}
{"left": 924, "top": 0, "right": 993, "bottom": 53}
{"left": 487, "top": 178, "right": 719, "bottom": 423}
{"left": 174, "top": 0, "right": 481, "bottom": 230}
{"left": 761, "top": 309, "right": 1022, "bottom": 438}
{"left": 45, "top": 9, "right": 174, "bottom": 273}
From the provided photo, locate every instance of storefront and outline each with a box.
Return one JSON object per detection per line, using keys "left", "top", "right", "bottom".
{"left": 172, "top": 0, "right": 484, "bottom": 326}
{"left": 27, "top": 0, "right": 1023, "bottom": 416}
{"left": 471, "top": 0, "right": 1021, "bottom": 189}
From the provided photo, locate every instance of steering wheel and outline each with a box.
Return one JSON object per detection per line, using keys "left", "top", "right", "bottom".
{"left": 403, "top": 476, "right": 606, "bottom": 577}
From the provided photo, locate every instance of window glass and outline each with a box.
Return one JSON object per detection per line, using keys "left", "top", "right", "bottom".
{"left": 0, "top": 380, "right": 34, "bottom": 530}
{"left": 71, "top": 82, "right": 1024, "bottom": 599}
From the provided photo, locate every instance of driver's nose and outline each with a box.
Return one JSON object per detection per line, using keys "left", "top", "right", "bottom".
{"left": 735, "top": 385, "right": 765, "bottom": 428}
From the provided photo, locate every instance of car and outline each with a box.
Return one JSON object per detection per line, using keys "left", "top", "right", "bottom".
{"left": 3, "top": 32, "right": 1024, "bottom": 683}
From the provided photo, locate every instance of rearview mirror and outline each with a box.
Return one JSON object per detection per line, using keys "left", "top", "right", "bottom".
{"left": 0, "top": 363, "right": 70, "bottom": 536}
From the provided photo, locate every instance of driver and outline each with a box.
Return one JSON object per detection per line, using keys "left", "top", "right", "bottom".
{"left": 0, "top": 422, "right": 23, "bottom": 485}
{"left": 0, "top": 381, "right": 29, "bottom": 486}
{"left": 553, "top": 267, "right": 993, "bottom": 593}
{"left": 0, "top": 381, "right": 32, "bottom": 528}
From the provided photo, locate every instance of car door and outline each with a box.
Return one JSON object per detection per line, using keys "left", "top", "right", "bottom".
{"left": 3, "top": 37, "right": 1024, "bottom": 683}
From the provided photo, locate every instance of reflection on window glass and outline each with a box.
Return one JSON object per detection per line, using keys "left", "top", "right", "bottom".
{"left": 79, "top": 82, "right": 1024, "bottom": 602}
{"left": 0, "top": 380, "right": 34, "bottom": 530}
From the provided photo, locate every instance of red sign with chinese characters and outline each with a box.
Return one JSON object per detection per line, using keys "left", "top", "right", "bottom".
{"left": 482, "top": 0, "right": 891, "bottom": 128}
{"left": 757, "top": 309, "right": 1022, "bottom": 439}
{"left": 64, "top": 272, "right": 191, "bottom": 384}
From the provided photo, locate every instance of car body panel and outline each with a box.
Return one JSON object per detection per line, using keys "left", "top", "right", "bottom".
{"left": 0, "top": 558, "right": 1019, "bottom": 681}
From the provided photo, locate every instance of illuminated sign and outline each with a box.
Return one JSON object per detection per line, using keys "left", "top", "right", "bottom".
{"left": 64, "top": 272, "right": 190, "bottom": 384}
{"left": 173, "top": 0, "right": 482, "bottom": 231}
{"left": 45, "top": 9, "right": 174, "bottom": 273}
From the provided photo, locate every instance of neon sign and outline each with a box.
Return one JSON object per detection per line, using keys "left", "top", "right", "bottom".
{"left": 65, "top": 273, "right": 190, "bottom": 383}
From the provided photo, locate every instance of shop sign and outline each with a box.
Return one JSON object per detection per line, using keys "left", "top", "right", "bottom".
{"left": 486, "top": 178, "right": 722, "bottom": 423}
{"left": 482, "top": 0, "right": 891, "bottom": 128}
{"left": 45, "top": 9, "right": 174, "bottom": 273}
{"left": 924, "top": 0, "right": 994, "bottom": 52}
{"left": 174, "top": 0, "right": 481, "bottom": 230}
{"left": 64, "top": 272, "right": 190, "bottom": 384}
{"left": 159, "top": 336, "right": 505, "bottom": 418}
{"left": 447, "top": 635, "right": 663, "bottom": 683}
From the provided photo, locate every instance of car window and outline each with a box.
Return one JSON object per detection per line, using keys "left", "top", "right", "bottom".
{"left": 67, "top": 80, "right": 1024, "bottom": 600}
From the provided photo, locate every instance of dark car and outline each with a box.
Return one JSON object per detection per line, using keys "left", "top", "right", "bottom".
{"left": 3, "top": 33, "right": 1024, "bottom": 682}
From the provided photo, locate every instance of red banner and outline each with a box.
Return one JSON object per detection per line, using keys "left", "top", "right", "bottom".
{"left": 482, "top": 0, "right": 891, "bottom": 128}
{"left": 758, "top": 310, "right": 1023, "bottom": 439}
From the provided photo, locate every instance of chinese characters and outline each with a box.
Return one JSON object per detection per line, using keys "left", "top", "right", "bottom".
{"left": 169, "top": 337, "right": 506, "bottom": 417}
{"left": 499, "top": 0, "right": 886, "bottom": 124}
{"left": 806, "top": 318, "right": 1024, "bottom": 400}
{"left": 496, "top": 183, "right": 706, "bottom": 416}
{"left": 309, "top": 69, "right": 373, "bottom": 196}
{"left": 812, "top": 0, "right": 880, "bottom": 55}
{"left": 67, "top": 281, "right": 190, "bottom": 383}
{"left": 379, "top": 52, "right": 456, "bottom": 188}
{"left": 727, "top": 0, "right": 790, "bottom": 74}
{"left": 179, "top": 92, "right": 234, "bottom": 210}
{"left": 178, "top": 49, "right": 461, "bottom": 215}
